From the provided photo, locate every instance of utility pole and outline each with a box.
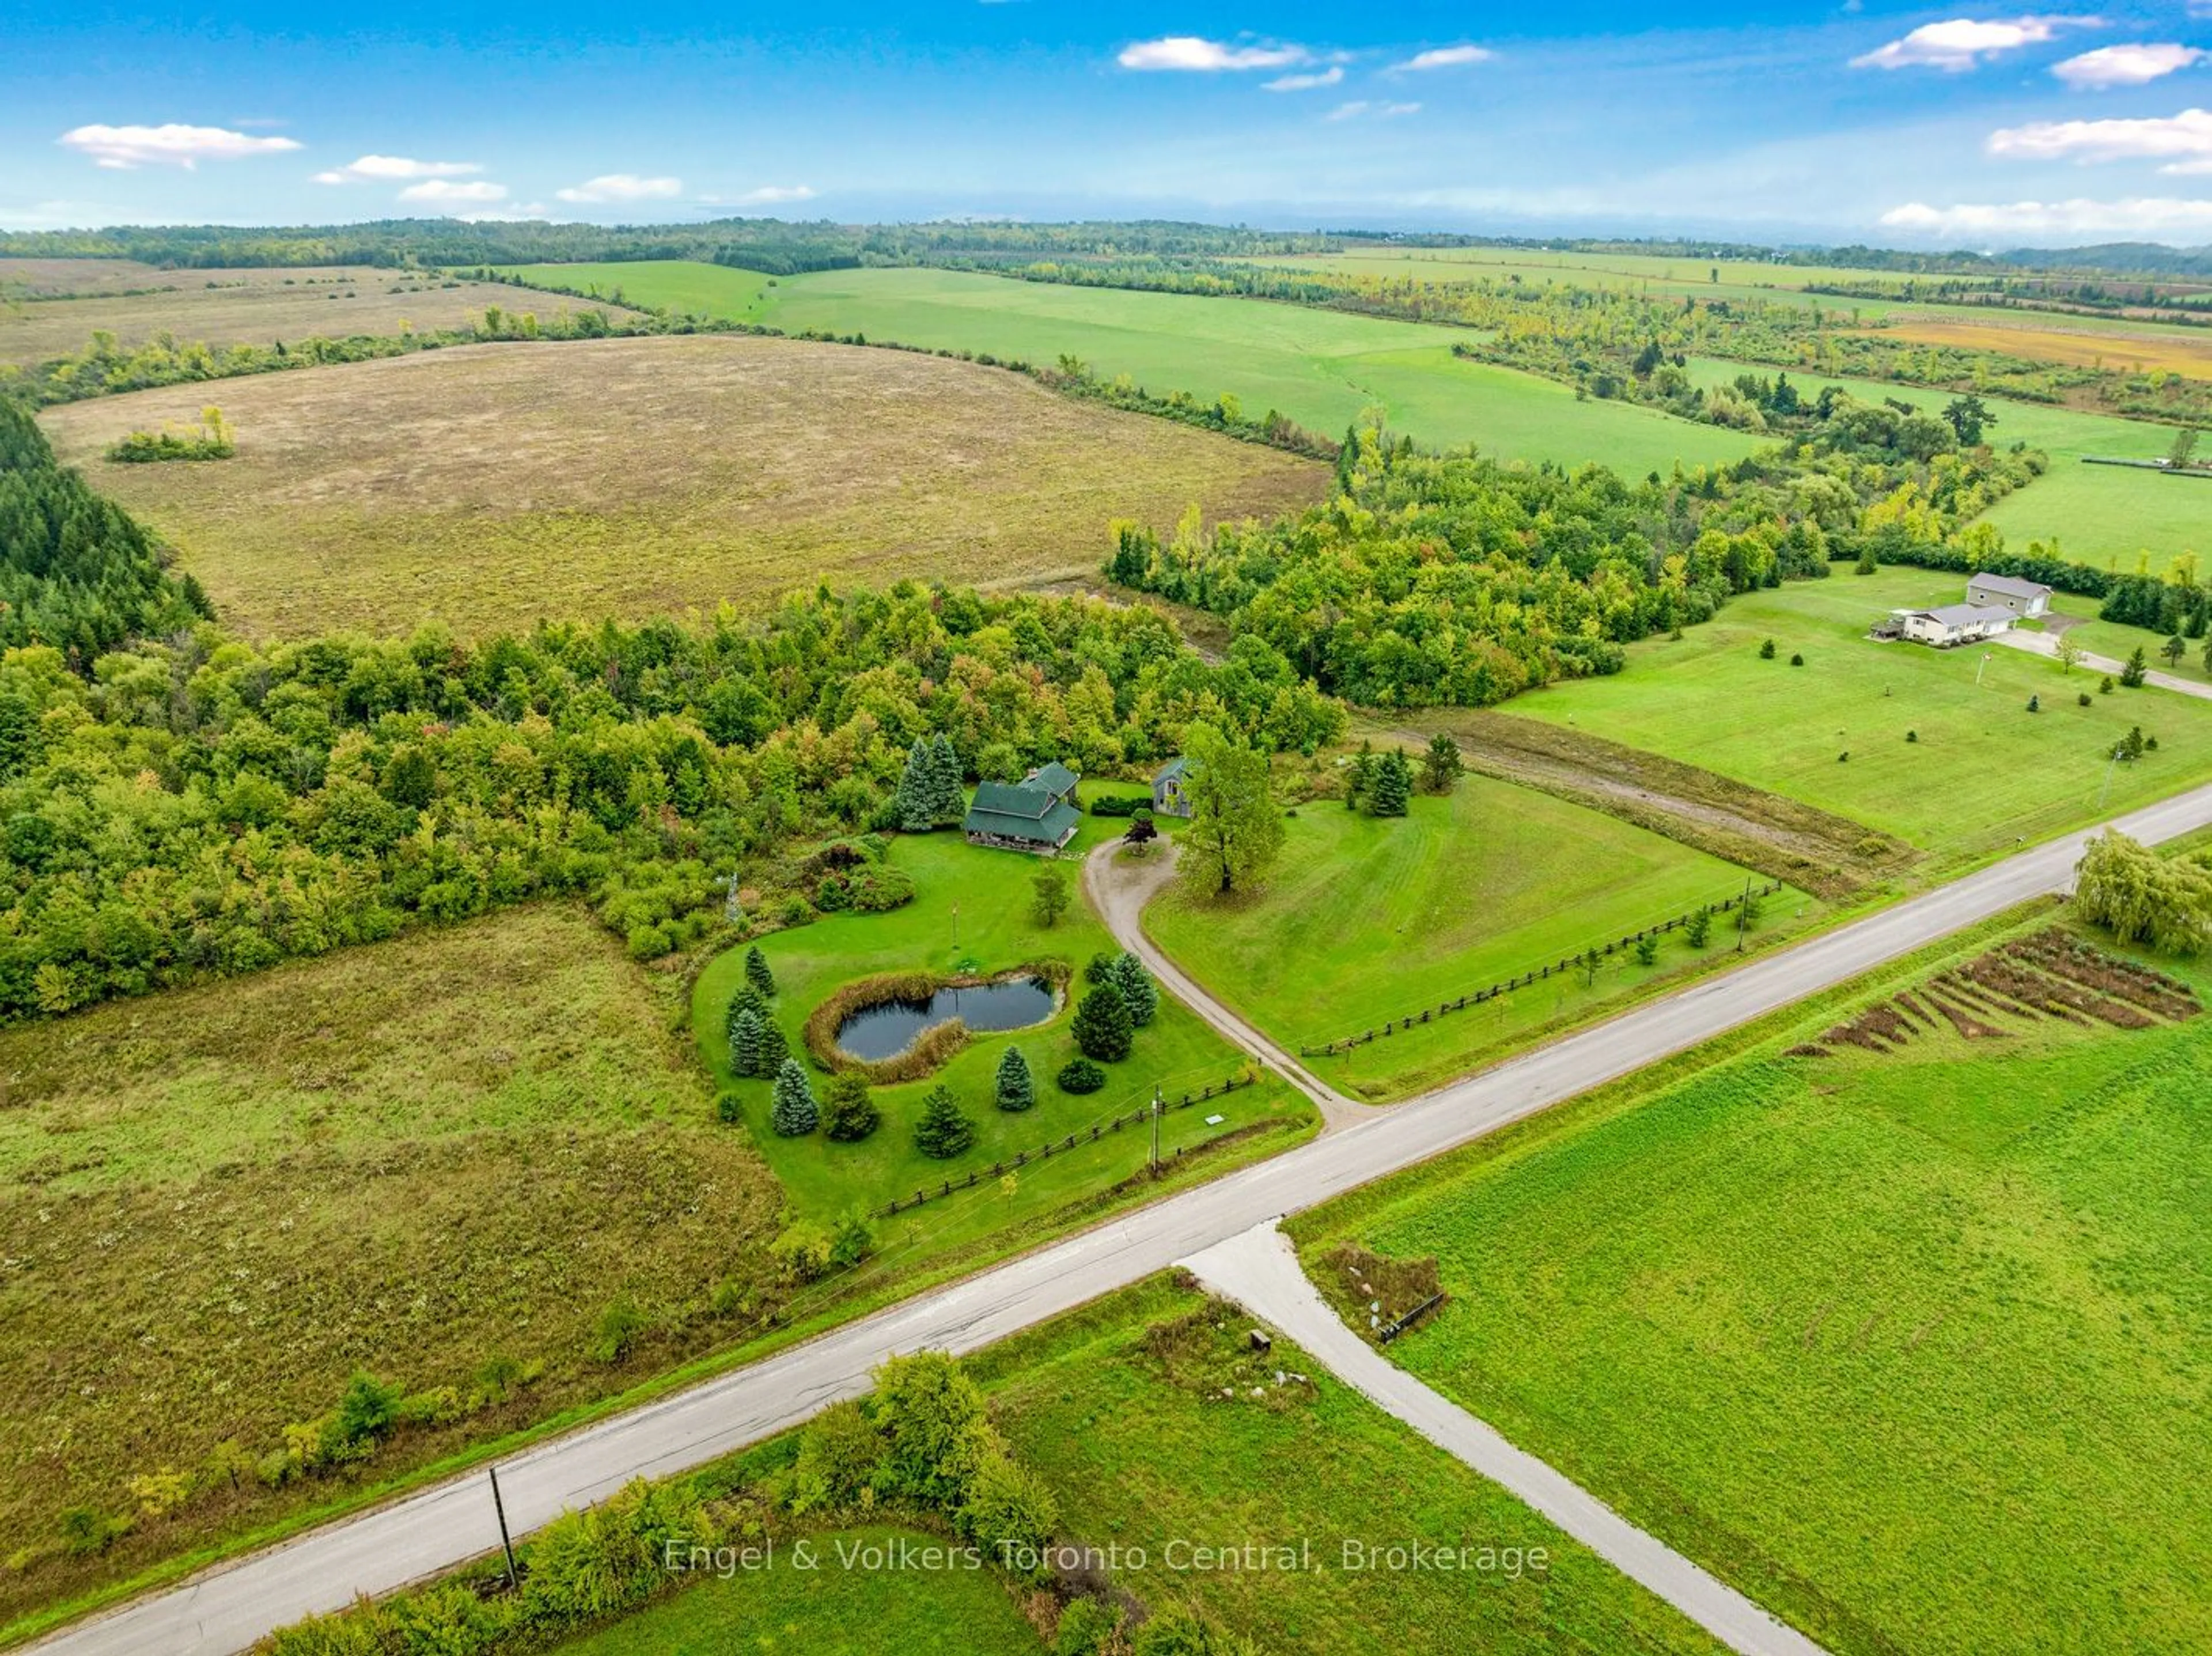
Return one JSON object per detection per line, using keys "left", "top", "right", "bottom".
{"left": 488, "top": 1466, "right": 518, "bottom": 1589}
{"left": 949, "top": 900, "right": 960, "bottom": 956}
{"left": 1149, "top": 1086, "right": 1162, "bottom": 1174}
{"left": 1736, "top": 875, "right": 1752, "bottom": 953}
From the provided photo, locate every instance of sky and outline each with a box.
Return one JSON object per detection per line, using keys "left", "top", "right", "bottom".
{"left": 3, "top": 3, "right": 2211, "bottom": 247}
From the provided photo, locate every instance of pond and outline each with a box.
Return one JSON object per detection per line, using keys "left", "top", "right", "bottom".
{"left": 834, "top": 976, "right": 1056, "bottom": 1062}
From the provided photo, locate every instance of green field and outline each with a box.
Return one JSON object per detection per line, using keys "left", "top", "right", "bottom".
{"left": 551, "top": 1525, "right": 1044, "bottom": 1655}
{"left": 498, "top": 260, "right": 1761, "bottom": 475}
{"left": 1144, "top": 775, "right": 1799, "bottom": 1100}
{"left": 0, "top": 905, "right": 785, "bottom": 1625}
{"left": 968, "top": 1276, "right": 1724, "bottom": 1655}
{"left": 1292, "top": 916, "right": 2212, "bottom": 1654}
{"left": 1504, "top": 570, "right": 2212, "bottom": 869}
{"left": 1684, "top": 357, "right": 2203, "bottom": 570}
{"left": 691, "top": 818, "right": 1315, "bottom": 1257}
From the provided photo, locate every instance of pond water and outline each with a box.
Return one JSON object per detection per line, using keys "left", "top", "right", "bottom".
{"left": 834, "top": 976, "right": 1056, "bottom": 1062}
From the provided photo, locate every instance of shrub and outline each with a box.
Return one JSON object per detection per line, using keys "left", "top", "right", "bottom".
{"left": 323, "top": 1372, "right": 404, "bottom": 1463}
{"left": 770, "top": 1058, "right": 819, "bottom": 1136}
{"left": 995, "top": 1046, "right": 1037, "bottom": 1112}
{"left": 2027, "top": 694, "right": 2040, "bottom": 713}
{"left": 714, "top": 1090, "right": 741, "bottom": 1125}
{"left": 592, "top": 1296, "right": 647, "bottom": 1365}
{"left": 829, "top": 1210, "right": 877, "bottom": 1270}
{"left": 822, "top": 1072, "right": 881, "bottom": 1141}
{"left": 914, "top": 1085, "right": 977, "bottom": 1159}
{"left": 1056, "top": 1598, "right": 1126, "bottom": 1656}
{"left": 1789, "top": 652, "right": 1805, "bottom": 666}
{"left": 771, "top": 1221, "right": 834, "bottom": 1282}
{"left": 1906, "top": 730, "right": 1918, "bottom": 742}
{"left": 847, "top": 864, "right": 916, "bottom": 911}
{"left": 2079, "top": 692, "right": 2093, "bottom": 707}
{"left": 1088, "top": 794, "right": 1150, "bottom": 817}
{"left": 791, "top": 1399, "right": 884, "bottom": 1514}
{"left": 1758, "top": 638, "right": 1777, "bottom": 660}
{"left": 1633, "top": 934, "right": 1658, "bottom": 967}
{"left": 1684, "top": 907, "right": 1713, "bottom": 949}
{"left": 1056, "top": 1058, "right": 1107, "bottom": 1094}
{"left": 1071, "top": 980, "right": 1135, "bottom": 1062}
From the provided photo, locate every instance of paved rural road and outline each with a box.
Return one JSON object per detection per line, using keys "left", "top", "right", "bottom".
{"left": 1183, "top": 1223, "right": 1829, "bottom": 1656}
{"left": 36, "top": 780, "right": 2212, "bottom": 1656}
{"left": 1997, "top": 627, "right": 2212, "bottom": 703}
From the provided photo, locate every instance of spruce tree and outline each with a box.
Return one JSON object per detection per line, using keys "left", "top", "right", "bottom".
{"left": 726, "top": 983, "right": 768, "bottom": 1032}
{"left": 757, "top": 1016, "right": 790, "bottom": 1076}
{"left": 994, "top": 1046, "right": 1036, "bottom": 1112}
{"left": 913, "top": 1083, "right": 976, "bottom": 1158}
{"left": 895, "top": 739, "right": 934, "bottom": 832}
{"left": 770, "top": 1059, "right": 819, "bottom": 1137}
{"left": 927, "top": 733, "right": 965, "bottom": 825}
{"left": 822, "top": 1073, "right": 881, "bottom": 1142}
{"left": 728, "top": 1007, "right": 768, "bottom": 1078}
{"left": 1366, "top": 748, "right": 1412, "bottom": 817}
{"left": 744, "top": 945, "right": 776, "bottom": 999}
{"left": 1071, "top": 980, "right": 1135, "bottom": 1062}
{"left": 1106, "top": 952, "right": 1158, "bottom": 1027}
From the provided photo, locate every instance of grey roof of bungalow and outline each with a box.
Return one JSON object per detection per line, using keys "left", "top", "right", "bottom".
{"left": 1969, "top": 572, "right": 2053, "bottom": 600}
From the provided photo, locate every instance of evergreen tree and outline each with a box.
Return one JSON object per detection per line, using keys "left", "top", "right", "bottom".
{"left": 895, "top": 739, "right": 934, "bottom": 832}
{"left": 1420, "top": 733, "right": 1463, "bottom": 794}
{"left": 913, "top": 1084, "right": 977, "bottom": 1158}
{"left": 1366, "top": 748, "right": 1412, "bottom": 817}
{"left": 1105, "top": 952, "right": 1158, "bottom": 1027}
{"left": 2121, "top": 647, "right": 2149, "bottom": 688}
{"left": 1071, "top": 979, "right": 1135, "bottom": 1062}
{"left": 726, "top": 982, "right": 768, "bottom": 1031}
{"left": 1345, "top": 741, "right": 1373, "bottom": 810}
{"left": 770, "top": 1059, "right": 819, "bottom": 1137}
{"left": 822, "top": 1073, "right": 881, "bottom": 1142}
{"left": 744, "top": 945, "right": 776, "bottom": 998}
{"left": 994, "top": 1046, "right": 1036, "bottom": 1112}
{"left": 728, "top": 1006, "right": 769, "bottom": 1078}
{"left": 757, "top": 1016, "right": 790, "bottom": 1075}
{"left": 927, "top": 733, "right": 965, "bottom": 825}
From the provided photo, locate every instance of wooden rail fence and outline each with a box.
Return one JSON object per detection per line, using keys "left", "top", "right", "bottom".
{"left": 876, "top": 1071, "right": 1256, "bottom": 1217}
{"left": 1298, "top": 880, "right": 1787, "bottom": 1058}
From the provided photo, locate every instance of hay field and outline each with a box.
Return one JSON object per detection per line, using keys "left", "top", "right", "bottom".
{"left": 1871, "top": 314, "right": 2212, "bottom": 380}
{"left": 0, "top": 268, "right": 617, "bottom": 367}
{"left": 36, "top": 333, "right": 1326, "bottom": 638}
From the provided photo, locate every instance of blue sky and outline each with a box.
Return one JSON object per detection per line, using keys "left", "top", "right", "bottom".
{"left": 3, "top": 4, "right": 2210, "bottom": 245}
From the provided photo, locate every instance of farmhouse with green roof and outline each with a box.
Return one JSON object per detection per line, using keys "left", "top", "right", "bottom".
{"left": 963, "top": 778, "right": 1081, "bottom": 854}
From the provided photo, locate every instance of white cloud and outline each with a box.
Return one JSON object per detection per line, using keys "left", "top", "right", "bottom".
{"left": 1117, "top": 36, "right": 1308, "bottom": 71}
{"left": 57, "top": 122, "right": 302, "bottom": 170}
{"left": 734, "top": 184, "right": 817, "bottom": 204}
{"left": 1324, "top": 100, "right": 1422, "bottom": 122}
{"left": 1393, "top": 45, "right": 1495, "bottom": 72}
{"left": 2051, "top": 43, "right": 2206, "bottom": 87}
{"left": 1379, "top": 102, "right": 1422, "bottom": 118}
{"left": 1851, "top": 16, "right": 2099, "bottom": 73}
{"left": 397, "top": 179, "right": 509, "bottom": 204}
{"left": 1264, "top": 67, "right": 1343, "bottom": 92}
{"left": 1880, "top": 196, "right": 2212, "bottom": 237}
{"left": 1988, "top": 106, "right": 2212, "bottom": 170}
{"left": 312, "top": 154, "right": 483, "bottom": 185}
{"left": 1325, "top": 101, "right": 1370, "bottom": 121}
{"left": 554, "top": 173, "right": 683, "bottom": 203}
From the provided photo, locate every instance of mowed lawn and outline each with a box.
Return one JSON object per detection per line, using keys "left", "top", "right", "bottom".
{"left": 1684, "top": 357, "right": 2203, "bottom": 571}
{"left": 0, "top": 905, "right": 785, "bottom": 1628}
{"left": 1292, "top": 922, "right": 2212, "bottom": 1654}
{"left": 550, "top": 1526, "right": 1042, "bottom": 1655}
{"left": 691, "top": 820, "right": 1313, "bottom": 1255}
{"left": 1504, "top": 570, "right": 2212, "bottom": 868}
{"left": 1145, "top": 776, "right": 1794, "bottom": 1100}
{"left": 37, "top": 333, "right": 1322, "bottom": 639}
{"left": 969, "top": 1276, "right": 1726, "bottom": 1655}
{"left": 499, "top": 260, "right": 1762, "bottom": 475}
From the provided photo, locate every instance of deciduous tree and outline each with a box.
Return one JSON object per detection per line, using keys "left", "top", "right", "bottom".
{"left": 1176, "top": 721, "right": 1283, "bottom": 898}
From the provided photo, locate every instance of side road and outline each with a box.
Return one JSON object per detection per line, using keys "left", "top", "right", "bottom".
{"left": 1181, "top": 1222, "right": 1828, "bottom": 1656}
{"left": 1081, "top": 839, "right": 1363, "bottom": 1131}
{"left": 34, "top": 779, "right": 2212, "bottom": 1656}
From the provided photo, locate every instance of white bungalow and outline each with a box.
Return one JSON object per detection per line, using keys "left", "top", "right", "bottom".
{"left": 1891, "top": 604, "right": 2020, "bottom": 647}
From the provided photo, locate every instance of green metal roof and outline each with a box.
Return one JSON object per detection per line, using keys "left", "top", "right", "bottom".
{"left": 1029, "top": 760, "right": 1080, "bottom": 796}
{"left": 964, "top": 791, "right": 1081, "bottom": 845}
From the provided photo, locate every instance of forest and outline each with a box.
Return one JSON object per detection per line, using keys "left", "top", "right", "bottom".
{"left": 1108, "top": 400, "right": 2047, "bottom": 708}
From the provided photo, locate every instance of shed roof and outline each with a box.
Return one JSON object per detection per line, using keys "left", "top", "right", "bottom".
{"left": 1153, "top": 756, "right": 1189, "bottom": 784}
{"left": 1969, "top": 572, "right": 2052, "bottom": 600}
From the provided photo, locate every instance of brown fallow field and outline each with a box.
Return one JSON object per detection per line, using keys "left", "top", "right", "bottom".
{"left": 0, "top": 265, "right": 624, "bottom": 367}
{"left": 37, "top": 333, "right": 1329, "bottom": 639}
{"left": 1873, "top": 313, "right": 2212, "bottom": 381}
